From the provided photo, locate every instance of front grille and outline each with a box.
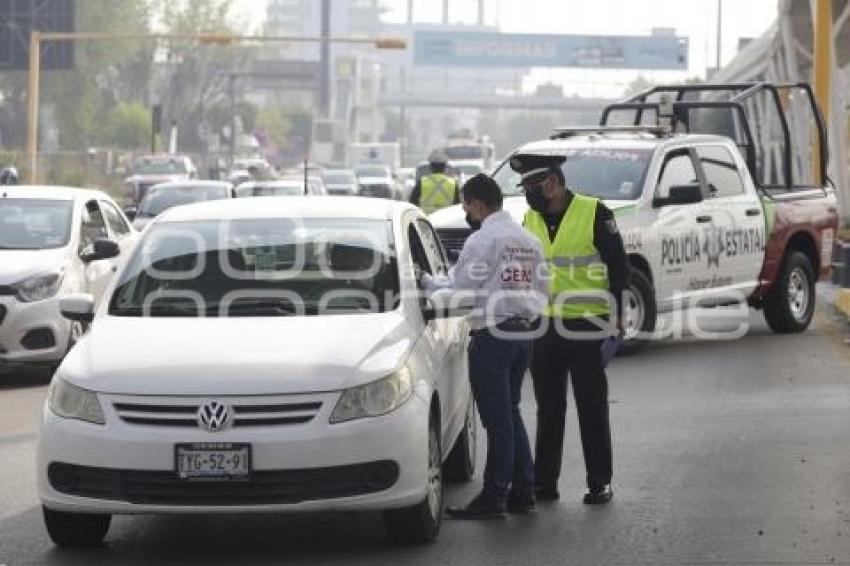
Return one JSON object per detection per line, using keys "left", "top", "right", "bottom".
{"left": 48, "top": 460, "right": 400, "bottom": 506}
{"left": 437, "top": 228, "right": 472, "bottom": 261}
{"left": 0, "top": 286, "right": 14, "bottom": 296}
{"left": 0, "top": 304, "right": 6, "bottom": 325}
{"left": 113, "top": 399, "right": 323, "bottom": 428}
{"left": 358, "top": 184, "right": 390, "bottom": 198}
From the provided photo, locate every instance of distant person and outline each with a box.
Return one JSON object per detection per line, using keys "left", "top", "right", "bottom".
{"left": 0, "top": 167, "right": 19, "bottom": 185}
{"left": 409, "top": 151, "right": 459, "bottom": 214}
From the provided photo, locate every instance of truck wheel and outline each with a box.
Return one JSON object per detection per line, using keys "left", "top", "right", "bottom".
{"left": 763, "top": 251, "right": 815, "bottom": 334}
{"left": 43, "top": 506, "right": 111, "bottom": 548}
{"left": 443, "top": 398, "right": 476, "bottom": 483}
{"left": 619, "top": 268, "right": 657, "bottom": 356}
{"left": 384, "top": 411, "right": 442, "bottom": 544}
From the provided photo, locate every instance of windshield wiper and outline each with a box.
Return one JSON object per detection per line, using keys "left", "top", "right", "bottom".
{"left": 112, "top": 304, "right": 201, "bottom": 317}
{"left": 215, "top": 299, "right": 307, "bottom": 317}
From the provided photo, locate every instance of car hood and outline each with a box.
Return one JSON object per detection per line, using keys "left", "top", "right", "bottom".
{"left": 60, "top": 312, "right": 417, "bottom": 395}
{"left": 0, "top": 248, "right": 68, "bottom": 285}
{"left": 428, "top": 196, "right": 637, "bottom": 229}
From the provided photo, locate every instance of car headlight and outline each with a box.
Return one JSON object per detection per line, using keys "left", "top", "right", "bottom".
{"left": 15, "top": 271, "right": 64, "bottom": 302}
{"left": 330, "top": 366, "right": 413, "bottom": 423}
{"left": 47, "top": 378, "right": 105, "bottom": 425}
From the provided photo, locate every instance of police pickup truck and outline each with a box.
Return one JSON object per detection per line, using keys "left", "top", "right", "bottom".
{"left": 430, "top": 83, "right": 840, "bottom": 353}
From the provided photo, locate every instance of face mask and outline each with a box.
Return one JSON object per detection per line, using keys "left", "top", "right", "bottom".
{"left": 465, "top": 212, "right": 482, "bottom": 232}
{"left": 524, "top": 185, "right": 550, "bottom": 214}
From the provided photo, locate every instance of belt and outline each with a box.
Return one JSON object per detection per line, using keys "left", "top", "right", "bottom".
{"left": 470, "top": 316, "right": 539, "bottom": 336}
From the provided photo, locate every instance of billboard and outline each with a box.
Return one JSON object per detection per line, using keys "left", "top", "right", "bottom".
{"left": 0, "top": 0, "right": 75, "bottom": 70}
{"left": 414, "top": 31, "right": 688, "bottom": 71}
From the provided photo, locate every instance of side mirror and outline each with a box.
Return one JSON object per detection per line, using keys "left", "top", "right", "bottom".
{"left": 60, "top": 294, "right": 96, "bottom": 323}
{"left": 422, "top": 289, "right": 476, "bottom": 320}
{"left": 81, "top": 238, "right": 120, "bottom": 263}
{"left": 653, "top": 184, "right": 703, "bottom": 207}
{"left": 123, "top": 206, "right": 138, "bottom": 220}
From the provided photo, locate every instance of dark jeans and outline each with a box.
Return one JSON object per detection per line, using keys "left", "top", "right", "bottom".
{"left": 530, "top": 318, "right": 613, "bottom": 490}
{"left": 468, "top": 330, "right": 535, "bottom": 502}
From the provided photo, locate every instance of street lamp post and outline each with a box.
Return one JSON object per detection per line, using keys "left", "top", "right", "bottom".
{"left": 25, "top": 31, "right": 405, "bottom": 183}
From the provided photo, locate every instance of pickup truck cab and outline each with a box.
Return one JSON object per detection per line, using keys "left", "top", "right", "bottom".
{"left": 430, "top": 83, "right": 839, "bottom": 352}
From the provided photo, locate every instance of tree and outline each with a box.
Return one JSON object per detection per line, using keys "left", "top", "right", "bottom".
{"left": 104, "top": 102, "right": 152, "bottom": 150}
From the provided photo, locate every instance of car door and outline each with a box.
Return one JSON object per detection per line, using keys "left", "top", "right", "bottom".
{"left": 695, "top": 144, "right": 766, "bottom": 299}
{"left": 417, "top": 218, "right": 470, "bottom": 442}
{"left": 100, "top": 198, "right": 137, "bottom": 255}
{"left": 652, "top": 149, "right": 713, "bottom": 305}
{"left": 79, "top": 200, "right": 116, "bottom": 302}
{"left": 406, "top": 216, "right": 456, "bottom": 443}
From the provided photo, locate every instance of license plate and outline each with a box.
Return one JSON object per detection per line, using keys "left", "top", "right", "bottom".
{"left": 175, "top": 443, "right": 251, "bottom": 480}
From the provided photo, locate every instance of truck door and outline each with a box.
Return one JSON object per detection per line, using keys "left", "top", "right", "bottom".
{"left": 695, "top": 145, "right": 766, "bottom": 298}
{"left": 652, "top": 149, "right": 710, "bottom": 304}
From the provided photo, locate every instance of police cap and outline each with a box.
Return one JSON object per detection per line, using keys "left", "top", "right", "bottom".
{"left": 509, "top": 153, "right": 566, "bottom": 186}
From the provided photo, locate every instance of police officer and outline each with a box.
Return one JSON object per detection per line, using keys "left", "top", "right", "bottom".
{"left": 409, "top": 151, "right": 460, "bottom": 214}
{"left": 511, "top": 152, "right": 629, "bottom": 505}
{"left": 420, "top": 173, "right": 548, "bottom": 518}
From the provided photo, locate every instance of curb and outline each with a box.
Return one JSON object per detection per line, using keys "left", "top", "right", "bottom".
{"left": 836, "top": 288, "right": 850, "bottom": 321}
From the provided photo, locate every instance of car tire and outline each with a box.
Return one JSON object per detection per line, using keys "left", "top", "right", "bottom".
{"left": 763, "top": 251, "right": 815, "bottom": 334}
{"left": 383, "top": 410, "right": 442, "bottom": 544}
{"left": 618, "top": 267, "right": 657, "bottom": 356}
{"left": 443, "top": 398, "right": 476, "bottom": 483}
{"left": 43, "top": 506, "right": 111, "bottom": 548}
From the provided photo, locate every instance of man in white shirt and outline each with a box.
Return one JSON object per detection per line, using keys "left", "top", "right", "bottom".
{"left": 421, "top": 174, "right": 548, "bottom": 519}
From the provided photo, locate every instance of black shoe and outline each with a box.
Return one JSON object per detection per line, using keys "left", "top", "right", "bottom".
{"left": 583, "top": 484, "right": 613, "bottom": 505}
{"left": 506, "top": 490, "right": 536, "bottom": 514}
{"left": 446, "top": 493, "right": 507, "bottom": 520}
{"left": 534, "top": 485, "right": 560, "bottom": 502}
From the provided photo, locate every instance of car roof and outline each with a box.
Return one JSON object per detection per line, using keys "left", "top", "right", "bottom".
{"left": 0, "top": 185, "right": 107, "bottom": 201}
{"left": 516, "top": 133, "right": 734, "bottom": 155}
{"left": 157, "top": 196, "right": 418, "bottom": 223}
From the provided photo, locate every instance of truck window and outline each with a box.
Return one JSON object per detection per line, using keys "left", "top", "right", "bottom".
{"left": 656, "top": 152, "right": 698, "bottom": 199}
{"left": 697, "top": 146, "right": 745, "bottom": 198}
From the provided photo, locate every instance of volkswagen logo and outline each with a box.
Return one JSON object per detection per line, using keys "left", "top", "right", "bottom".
{"left": 197, "top": 400, "right": 233, "bottom": 432}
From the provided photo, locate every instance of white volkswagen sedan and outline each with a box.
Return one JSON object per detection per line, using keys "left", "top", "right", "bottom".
{"left": 0, "top": 186, "right": 136, "bottom": 371}
{"left": 38, "top": 197, "right": 476, "bottom": 546}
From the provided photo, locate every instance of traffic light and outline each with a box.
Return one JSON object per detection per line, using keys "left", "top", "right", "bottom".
{"left": 151, "top": 104, "right": 162, "bottom": 135}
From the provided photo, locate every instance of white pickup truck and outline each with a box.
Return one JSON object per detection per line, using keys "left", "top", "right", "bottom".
{"left": 429, "top": 83, "right": 839, "bottom": 353}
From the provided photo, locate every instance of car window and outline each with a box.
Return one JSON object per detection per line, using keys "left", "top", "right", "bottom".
{"left": 416, "top": 219, "right": 448, "bottom": 276}
{"left": 80, "top": 200, "right": 109, "bottom": 251}
{"left": 0, "top": 198, "right": 73, "bottom": 250}
{"left": 101, "top": 200, "right": 131, "bottom": 238}
{"left": 408, "top": 222, "right": 435, "bottom": 276}
{"left": 656, "top": 152, "right": 699, "bottom": 199}
{"left": 697, "top": 145, "right": 745, "bottom": 197}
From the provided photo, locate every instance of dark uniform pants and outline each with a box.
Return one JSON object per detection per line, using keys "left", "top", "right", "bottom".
{"left": 468, "top": 330, "right": 535, "bottom": 501}
{"left": 530, "top": 318, "right": 613, "bottom": 490}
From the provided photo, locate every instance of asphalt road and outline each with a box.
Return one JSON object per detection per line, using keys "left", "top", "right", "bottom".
{"left": 1, "top": 303, "right": 849, "bottom": 565}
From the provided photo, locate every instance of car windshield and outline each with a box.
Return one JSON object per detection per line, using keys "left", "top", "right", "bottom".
{"left": 355, "top": 167, "right": 389, "bottom": 179}
{"left": 445, "top": 145, "right": 483, "bottom": 160}
{"left": 0, "top": 198, "right": 73, "bottom": 250}
{"left": 234, "top": 183, "right": 304, "bottom": 197}
{"left": 457, "top": 164, "right": 483, "bottom": 176}
{"left": 138, "top": 185, "right": 229, "bottom": 217}
{"left": 109, "top": 218, "right": 399, "bottom": 317}
{"left": 133, "top": 158, "right": 188, "bottom": 176}
{"left": 493, "top": 147, "right": 654, "bottom": 200}
{"left": 325, "top": 171, "right": 355, "bottom": 185}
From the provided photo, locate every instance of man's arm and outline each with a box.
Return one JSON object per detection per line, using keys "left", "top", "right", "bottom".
{"left": 421, "top": 234, "right": 490, "bottom": 292}
{"left": 593, "top": 204, "right": 629, "bottom": 327}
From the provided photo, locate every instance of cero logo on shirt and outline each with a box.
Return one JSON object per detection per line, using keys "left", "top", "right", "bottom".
{"left": 500, "top": 244, "right": 537, "bottom": 290}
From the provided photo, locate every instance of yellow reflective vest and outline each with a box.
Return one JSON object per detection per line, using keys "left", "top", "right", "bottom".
{"left": 419, "top": 173, "right": 458, "bottom": 214}
{"left": 523, "top": 193, "right": 610, "bottom": 319}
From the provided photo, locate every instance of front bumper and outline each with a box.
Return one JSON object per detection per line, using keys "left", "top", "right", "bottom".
{"left": 0, "top": 295, "right": 71, "bottom": 365}
{"left": 38, "top": 390, "right": 431, "bottom": 514}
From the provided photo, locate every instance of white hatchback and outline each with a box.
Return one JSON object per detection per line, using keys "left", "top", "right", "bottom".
{"left": 38, "top": 196, "right": 477, "bottom": 546}
{"left": 0, "top": 186, "right": 136, "bottom": 370}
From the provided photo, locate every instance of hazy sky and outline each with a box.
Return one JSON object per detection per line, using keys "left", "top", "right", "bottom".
{"left": 233, "top": 0, "right": 780, "bottom": 95}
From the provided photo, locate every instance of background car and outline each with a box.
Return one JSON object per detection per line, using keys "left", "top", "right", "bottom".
{"left": 124, "top": 181, "right": 233, "bottom": 231}
{"left": 233, "top": 179, "right": 326, "bottom": 198}
{"left": 323, "top": 169, "right": 358, "bottom": 196}
{"left": 227, "top": 157, "right": 275, "bottom": 184}
{"left": 39, "top": 197, "right": 476, "bottom": 546}
{"left": 0, "top": 186, "right": 136, "bottom": 372}
{"left": 354, "top": 164, "right": 402, "bottom": 199}
{"left": 124, "top": 154, "right": 198, "bottom": 205}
